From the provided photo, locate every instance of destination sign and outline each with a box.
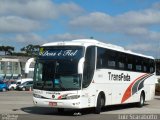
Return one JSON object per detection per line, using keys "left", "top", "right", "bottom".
{"left": 39, "top": 50, "right": 78, "bottom": 57}
{"left": 38, "top": 47, "right": 83, "bottom": 60}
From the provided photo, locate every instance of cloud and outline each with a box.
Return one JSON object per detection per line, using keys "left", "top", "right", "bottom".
{"left": 0, "top": 33, "right": 86, "bottom": 51}
{"left": 0, "top": 0, "right": 83, "bottom": 19}
{"left": 15, "top": 33, "right": 46, "bottom": 45}
{"left": 126, "top": 43, "right": 154, "bottom": 52}
{"left": 0, "top": 16, "right": 41, "bottom": 33}
{"left": 49, "top": 33, "right": 85, "bottom": 41}
{"left": 70, "top": 8, "right": 160, "bottom": 40}
{"left": 125, "top": 42, "right": 159, "bottom": 58}
{"left": 0, "top": 0, "right": 159, "bottom": 57}
{"left": 152, "top": 2, "right": 160, "bottom": 9}
{"left": 117, "top": 9, "right": 160, "bottom": 26}
{"left": 0, "top": 33, "right": 46, "bottom": 48}
{"left": 70, "top": 12, "right": 113, "bottom": 31}
{"left": 58, "top": 2, "right": 84, "bottom": 17}
{"left": 69, "top": 6, "right": 160, "bottom": 57}
{"left": 0, "top": 0, "right": 84, "bottom": 33}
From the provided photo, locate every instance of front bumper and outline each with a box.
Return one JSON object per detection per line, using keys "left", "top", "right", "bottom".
{"left": 33, "top": 97, "right": 82, "bottom": 109}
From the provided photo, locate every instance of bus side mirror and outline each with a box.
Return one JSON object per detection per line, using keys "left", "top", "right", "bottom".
{"left": 78, "top": 58, "right": 84, "bottom": 74}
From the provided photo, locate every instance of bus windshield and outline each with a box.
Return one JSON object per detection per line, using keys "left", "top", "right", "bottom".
{"left": 33, "top": 46, "right": 84, "bottom": 91}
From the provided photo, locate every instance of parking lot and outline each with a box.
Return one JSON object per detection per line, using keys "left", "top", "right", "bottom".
{"left": 0, "top": 91, "right": 160, "bottom": 120}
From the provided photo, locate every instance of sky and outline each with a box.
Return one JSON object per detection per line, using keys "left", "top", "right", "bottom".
{"left": 0, "top": 0, "right": 160, "bottom": 58}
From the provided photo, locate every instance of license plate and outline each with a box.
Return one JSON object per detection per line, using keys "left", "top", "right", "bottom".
{"left": 49, "top": 102, "right": 57, "bottom": 107}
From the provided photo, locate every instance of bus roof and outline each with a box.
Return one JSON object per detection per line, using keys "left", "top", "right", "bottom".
{"left": 42, "top": 39, "right": 154, "bottom": 59}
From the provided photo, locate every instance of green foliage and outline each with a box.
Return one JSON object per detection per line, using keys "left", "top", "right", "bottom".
{"left": 0, "top": 46, "right": 14, "bottom": 55}
{"left": 0, "top": 44, "right": 40, "bottom": 57}
{"left": 20, "top": 44, "right": 40, "bottom": 57}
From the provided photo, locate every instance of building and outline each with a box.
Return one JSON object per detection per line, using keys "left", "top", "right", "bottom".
{"left": 0, "top": 56, "right": 34, "bottom": 80}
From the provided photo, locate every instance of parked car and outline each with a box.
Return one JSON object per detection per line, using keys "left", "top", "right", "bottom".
{"left": 16, "top": 78, "right": 33, "bottom": 85}
{"left": 0, "top": 81, "right": 8, "bottom": 92}
{"left": 8, "top": 81, "right": 17, "bottom": 90}
{"left": 17, "top": 81, "right": 33, "bottom": 91}
{"left": 15, "top": 78, "right": 33, "bottom": 89}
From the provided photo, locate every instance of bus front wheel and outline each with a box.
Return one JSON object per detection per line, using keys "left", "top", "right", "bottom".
{"left": 94, "top": 94, "right": 105, "bottom": 114}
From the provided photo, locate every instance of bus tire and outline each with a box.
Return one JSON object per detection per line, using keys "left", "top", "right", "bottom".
{"left": 137, "top": 92, "right": 145, "bottom": 108}
{"left": 94, "top": 93, "right": 105, "bottom": 114}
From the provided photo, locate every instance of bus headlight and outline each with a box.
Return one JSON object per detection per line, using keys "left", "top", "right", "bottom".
{"left": 66, "top": 95, "right": 80, "bottom": 99}
{"left": 33, "top": 94, "right": 43, "bottom": 98}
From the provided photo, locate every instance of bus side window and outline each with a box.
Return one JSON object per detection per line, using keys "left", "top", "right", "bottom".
{"left": 97, "top": 47, "right": 107, "bottom": 69}
{"left": 135, "top": 57, "right": 142, "bottom": 72}
{"left": 117, "top": 53, "right": 125, "bottom": 70}
{"left": 106, "top": 50, "right": 116, "bottom": 69}
{"left": 149, "top": 60, "right": 155, "bottom": 73}
{"left": 126, "top": 55, "right": 134, "bottom": 71}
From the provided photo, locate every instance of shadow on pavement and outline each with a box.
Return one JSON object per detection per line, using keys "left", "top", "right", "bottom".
{"left": 155, "top": 98, "right": 160, "bottom": 100}
{"left": 102, "top": 103, "right": 148, "bottom": 112}
{"left": 21, "top": 107, "right": 87, "bottom": 116}
{"left": 21, "top": 103, "right": 149, "bottom": 116}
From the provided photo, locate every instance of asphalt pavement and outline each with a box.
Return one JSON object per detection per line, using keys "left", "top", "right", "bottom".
{"left": 0, "top": 91, "right": 160, "bottom": 120}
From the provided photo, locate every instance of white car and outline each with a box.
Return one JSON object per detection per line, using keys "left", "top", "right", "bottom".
{"left": 16, "top": 78, "right": 33, "bottom": 89}
{"left": 8, "top": 81, "right": 17, "bottom": 90}
{"left": 16, "top": 78, "right": 33, "bottom": 84}
{"left": 9, "top": 78, "right": 33, "bottom": 90}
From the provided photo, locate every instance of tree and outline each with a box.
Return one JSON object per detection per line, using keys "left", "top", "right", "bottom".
{"left": 0, "top": 46, "right": 14, "bottom": 55}
{"left": 21, "top": 44, "right": 40, "bottom": 56}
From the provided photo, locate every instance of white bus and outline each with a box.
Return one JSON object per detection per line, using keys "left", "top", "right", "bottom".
{"left": 33, "top": 39, "right": 155, "bottom": 114}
